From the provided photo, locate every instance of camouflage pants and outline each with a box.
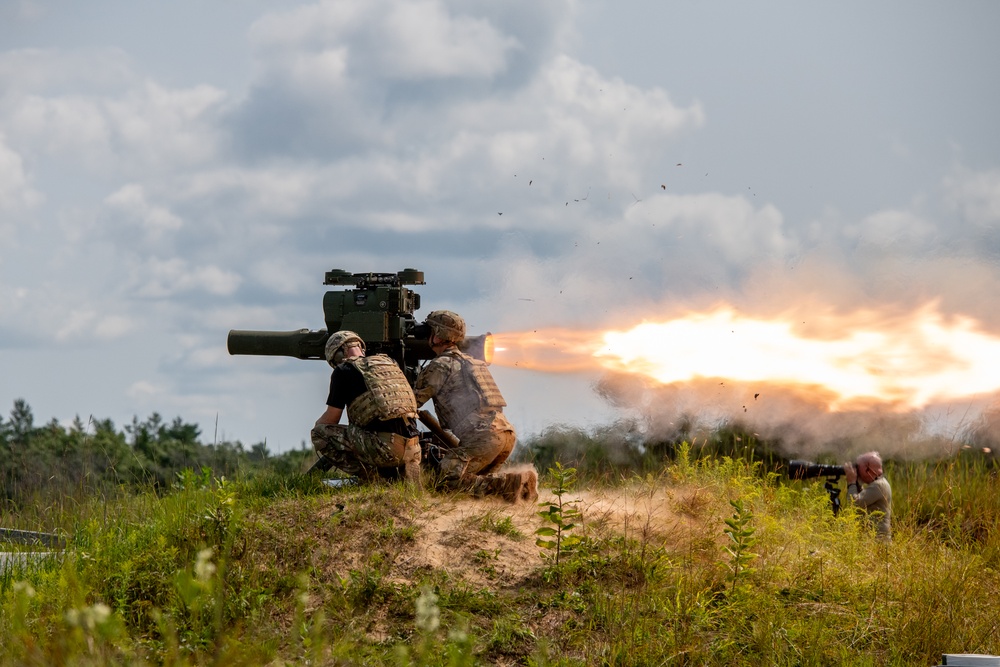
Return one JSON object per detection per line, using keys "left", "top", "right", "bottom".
{"left": 439, "top": 413, "right": 516, "bottom": 491}
{"left": 311, "top": 423, "right": 421, "bottom": 482}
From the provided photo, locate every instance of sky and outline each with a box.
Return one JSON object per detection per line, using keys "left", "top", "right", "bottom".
{"left": 2, "top": 1, "right": 999, "bottom": 456}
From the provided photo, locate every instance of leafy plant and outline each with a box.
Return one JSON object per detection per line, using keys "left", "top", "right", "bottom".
{"left": 535, "top": 462, "right": 582, "bottom": 566}
{"left": 723, "top": 498, "right": 757, "bottom": 595}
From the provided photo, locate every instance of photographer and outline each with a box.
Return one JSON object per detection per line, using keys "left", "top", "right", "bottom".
{"left": 844, "top": 451, "right": 892, "bottom": 541}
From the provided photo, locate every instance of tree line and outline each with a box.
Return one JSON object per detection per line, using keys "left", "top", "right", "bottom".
{"left": 0, "top": 398, "right": 307, "bottom": 506}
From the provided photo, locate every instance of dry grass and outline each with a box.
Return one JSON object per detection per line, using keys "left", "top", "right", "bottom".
{"left": 4, "top": 456, "right": 1000, "bottom": 665}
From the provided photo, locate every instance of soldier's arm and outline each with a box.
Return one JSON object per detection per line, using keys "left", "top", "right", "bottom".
{"left": 414, "top": 359, "right": 451, "bottom": 407}
{"left": 315, "top": 405, "right": 343, "bottom": 427}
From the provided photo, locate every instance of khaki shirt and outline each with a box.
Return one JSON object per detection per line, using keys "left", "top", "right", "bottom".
{"left": 848, "top": 476, "right": 892, "bottom": 539}
{"left": 414, "top": 350, "right": 507, "bottom": 440}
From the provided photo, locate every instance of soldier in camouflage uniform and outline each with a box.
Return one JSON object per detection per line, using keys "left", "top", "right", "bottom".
{"left": 414, "top": 311, "right": 538, "bottom": 503}
{"left": 311, "top": 330, "right": 422, "bottom": 483}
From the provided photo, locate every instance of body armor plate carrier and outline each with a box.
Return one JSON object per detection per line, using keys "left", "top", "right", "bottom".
{"left": 347, "top": 355, "right": 418, "bottom": 427}
{"left": 435, "top": 350, "right": 506, "bottom": 433}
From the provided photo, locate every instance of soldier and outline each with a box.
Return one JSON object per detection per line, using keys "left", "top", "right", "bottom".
{"left": 414, "top": 310, "right": 538, "bottom": 503}
{"left": 311, "top": 330, "right": 421, "bottom": 483}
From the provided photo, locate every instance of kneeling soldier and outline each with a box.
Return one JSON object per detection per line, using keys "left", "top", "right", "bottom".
{"left": 311, "top": 330, "right": 421, "bottom": 483}
{"left": 414, "top": 310, "right": 537, "bottom": 502}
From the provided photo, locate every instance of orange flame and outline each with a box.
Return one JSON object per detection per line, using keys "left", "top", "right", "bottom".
{"left": 492, "top": 304, "right": 1000, "bottom": 410}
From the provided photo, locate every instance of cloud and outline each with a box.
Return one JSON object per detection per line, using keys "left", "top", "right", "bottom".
{"left": 946, "top": 168, "right": 1000, "bottom": 230}
{"left": 132, "top": 258, "right": 242, "bottom": 299}
{"left": 846, "top": 209, "right": 938, "bottom": 251}
{"left": 0, "top": 133, "right": 41, "bottom": 212}
{"left": 55, "top": 311, "right": 134, "bottom": 342}
{"left": 2, "top": 1, "right": 998, "bottom": 452}
{"left": 0, "top": 48, "right": 134, "bottom": 95}
{"left": 249, "top": 0, "right": 523, "bottom": 82}
{"left": 104, "top": 184, "right": 184, "bottom": 242}
{"left": 126, "top": 380, "right": 162, "bottom": 400}
{"left": 0, "top": 279, "right": 136, "bottom": 347}
{"left": 2, "top": 52, "right": 226, "bottom": 173}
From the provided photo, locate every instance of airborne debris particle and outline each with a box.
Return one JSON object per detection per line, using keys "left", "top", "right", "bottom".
{"left": 661, "top": 184, "right": 666, "bottom": 190}
{"left": 754, "top": 393, "right": 760, "bottom": 400}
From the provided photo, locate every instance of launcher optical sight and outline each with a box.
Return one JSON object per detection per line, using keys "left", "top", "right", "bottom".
{"left": 227, "top": 268, "right": 493, "bottom": 383}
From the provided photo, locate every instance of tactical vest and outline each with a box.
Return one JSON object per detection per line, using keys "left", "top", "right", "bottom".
{"left": 434, "top": 350, "right": 506, "bottom": 433}
{"left": 346, "top": 355, "right": 418, "bottom": 427}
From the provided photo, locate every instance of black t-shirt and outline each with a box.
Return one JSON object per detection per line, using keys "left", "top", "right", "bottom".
{"left": 327, "top": 361, "right": 418, "bottom": 438}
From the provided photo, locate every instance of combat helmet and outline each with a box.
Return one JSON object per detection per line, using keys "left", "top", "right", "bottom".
{"left": 425, "top": 310, "right": 465, "bottom": 344}
{"left": 325, "top": 330, "right": 365, "bottom": 367}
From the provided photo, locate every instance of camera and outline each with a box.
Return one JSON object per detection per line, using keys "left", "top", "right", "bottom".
{"left": 787, "top": 460, "right": 845, "bottom": 480}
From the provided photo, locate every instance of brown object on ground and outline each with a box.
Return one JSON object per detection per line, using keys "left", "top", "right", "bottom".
{"left": 500, "top": 470, "right": 539, "bottom": 504}
{"left": 418, "top": 410, "right": 460, "bottom": 449}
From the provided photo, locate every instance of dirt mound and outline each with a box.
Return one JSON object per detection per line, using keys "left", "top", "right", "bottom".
{"left": 268, "top": 481, "right": 721, "bottom": 590}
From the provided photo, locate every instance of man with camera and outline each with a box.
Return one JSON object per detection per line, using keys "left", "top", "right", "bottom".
{"left": 844, "top": 451, "right": 892, "bottom": 540}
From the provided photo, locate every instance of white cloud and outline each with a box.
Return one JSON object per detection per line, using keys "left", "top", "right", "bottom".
{"left": 4, "top": 58, "right": 226, "bottom": 173}
{"left": 0, "top": 48, "right": 134, "bottom": 94}
{"left": 377, "top": 0, "right": 521, "bottom": 79}
{"left": 177, "top": 165, "right": 326, "bottom": 218}
{"left": 249, "top": 0, "right": 521, "bottom": 81}
{"left": 126, "top": 380, "right": 162, "bottom": 399}
{"left": 945, "top": 168, "right": 1000, "bottom": 229}
{"left": 0, "top": 277, "right": 135, "bottom": 345}
{"left": 54, "top": 310, "right": 135, "bottom": 342}
{"left": 624, "top": 193, "right": 794, "bottom": 265}
{"left": 134, "top": 258, "right": 242, "bottom": 298}
{"left": 847, "top": 209, "right": 937, "bottom": 250}
{"left": 0, "top": 133, "right": 41, "bottom": 211}
{"left": 105, "top": 184, "right": 184, "bottom": 239}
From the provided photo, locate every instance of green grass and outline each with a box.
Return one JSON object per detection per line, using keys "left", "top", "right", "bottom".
{"left": 3, "top": 450, "right": 1000, "bottom": 665}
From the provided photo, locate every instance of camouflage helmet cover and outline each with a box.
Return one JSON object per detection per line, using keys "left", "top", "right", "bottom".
{"left": 426, "top": 310, "right": 466, "bottom": 343}
{"left": 325, "top": 330, "right": 366, "bottom": 367}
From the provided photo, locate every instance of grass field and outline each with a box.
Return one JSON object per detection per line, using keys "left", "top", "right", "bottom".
{"left": 2, "top": 444, "right": 1000, "bottom": 666}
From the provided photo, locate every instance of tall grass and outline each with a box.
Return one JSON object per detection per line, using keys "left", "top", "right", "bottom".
{"left": 3, "top": 448, "right": 1000, "bottom": 665}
